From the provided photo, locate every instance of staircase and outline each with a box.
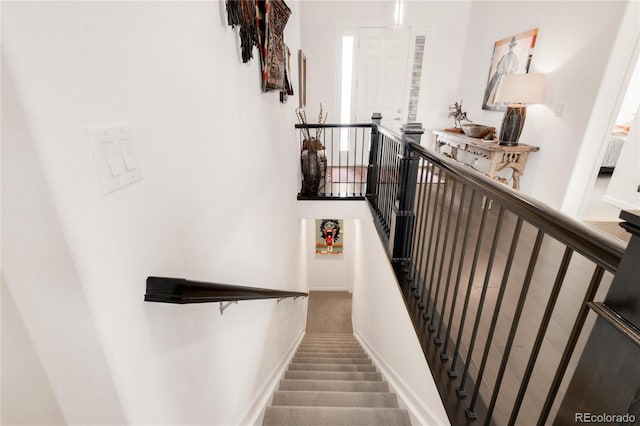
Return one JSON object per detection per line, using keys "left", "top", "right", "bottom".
{"left": 262, "top": 332, "right": 412, "bottom": 425}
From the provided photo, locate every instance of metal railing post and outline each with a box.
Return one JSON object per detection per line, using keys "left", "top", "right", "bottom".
{"left": 366, "top": 112, "right": 383, "bottom": 200}
{"left": 391, "top": 122, "right": 424, "bottom": 263}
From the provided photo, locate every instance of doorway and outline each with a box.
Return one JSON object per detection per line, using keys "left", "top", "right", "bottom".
{"left": 581, "top": 46, "right": 640, "bottom": 242}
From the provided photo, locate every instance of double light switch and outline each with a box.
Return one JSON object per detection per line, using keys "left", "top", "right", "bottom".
{"left": 88, "top": 123, "right": 142, "bottom": 194}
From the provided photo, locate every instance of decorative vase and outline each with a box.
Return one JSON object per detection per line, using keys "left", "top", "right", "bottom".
{"left": 301, "top": 138, "right": 322, "bottom": 195}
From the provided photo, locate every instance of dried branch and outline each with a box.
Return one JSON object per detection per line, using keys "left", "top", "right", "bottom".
{"left": 316, "top": 103, "right": 328, "bottom": 140}
{"left": 296, "top": 108, "right": 311, "bottom": 141}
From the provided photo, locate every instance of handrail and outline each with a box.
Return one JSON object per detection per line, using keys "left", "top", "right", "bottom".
{"left": 405, "top": 140, "right": 625, "bottom": 273}
{"left": 144, "top": 276, "right": 307, "bottom": 308}
{"left": 376, "top": 124, "right": 403, "bottom": 143}
{"left": 295, "top": 123, "right": 373, "bottom": 129}
{"left": 587, "top": 302, "right": 640, "bottom": 348}
{"left": 363, "top": 118, "right": 633, "bottom": 425}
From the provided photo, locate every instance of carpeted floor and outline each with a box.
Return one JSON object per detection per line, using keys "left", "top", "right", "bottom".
{"left": 305, "top": 291, "right": 353, "bottom": 334}
{"left": 262, "top": 291, "right": 411, "bottom": 425}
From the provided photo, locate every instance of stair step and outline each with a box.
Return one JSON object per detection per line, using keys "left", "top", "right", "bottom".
{"left": 303, "top": 337, "right": 358, "bottom": 341}
{"left": 299, "top": 342, "right": 362, "bottom": 348}
{"left": 292, "top": 356, "right": 372, "bottom": 365}
{"left": 303, "top": 337, "right": 359, "bottom": 342}
{"left": 271, "top": 390, "right": 399, "bottom": 408}
{"left": 298, "top": 347, "right": 362, "bottom": 353}
{"left": 288, "top": 363, "right": 377, "bottom": 372}
{"left": 301, "top": 341, "right": 359, "bottom": 347}
{"left": 263, "top": 406, "right": 411, "bottom": 425}
{"left": 284, "top": 370, "right": 382, "bottom": 381}
{"left": 295, "top": 351, "right": 368, "bottom": 358}
{"left": 304, "top": 333, "right": 358, "bottom": 337}
{"left": 279, "top": 379, "right": 389, "bottom": 393}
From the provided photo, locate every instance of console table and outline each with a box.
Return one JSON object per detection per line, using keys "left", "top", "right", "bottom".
{"left": 433, "top": 130, "right": 539, "bottom": 190}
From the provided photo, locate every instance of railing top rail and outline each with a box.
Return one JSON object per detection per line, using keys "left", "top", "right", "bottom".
{"left": 295, "top": 123, "right": 373, "bottom": 129}
{"left": 375, "top": 124, "right": 403, "bottom": 143}
{"left": 405, "top": 140, "right": 625, "bottom": 273}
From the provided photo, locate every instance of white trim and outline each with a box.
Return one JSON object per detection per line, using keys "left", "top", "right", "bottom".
{"left": 240, "top": 331, "right": 305, "bottom": 426}
{"left": 602, "top": 195, "right": 640, "bottom": 211}
{"left": 354, "top": 330, "right": 450, "bottom": 426}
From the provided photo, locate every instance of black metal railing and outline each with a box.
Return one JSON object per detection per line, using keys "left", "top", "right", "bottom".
{"left": 363, "top": 116, "right": 637, "bottom": 425}
{"left": 294, "top": 113, "right": 638, "bottom": 423}
{"left": 296, "top": 123, "right": 372, "bottom": 199}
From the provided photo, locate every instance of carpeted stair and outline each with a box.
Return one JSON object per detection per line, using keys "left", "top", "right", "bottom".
{"left": 262, "top": 333, "right": 411, "bottom": 425}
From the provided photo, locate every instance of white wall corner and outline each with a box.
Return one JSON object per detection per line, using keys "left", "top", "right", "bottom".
{"left": 240, "top": 331, "right": 305, "bottom": 426}
{"left": 354, "top": 330, "right": 451, "bottom": 426}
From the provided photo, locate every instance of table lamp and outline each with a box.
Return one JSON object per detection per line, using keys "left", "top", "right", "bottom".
{"left": 494, "top": 73, "right": 546, "bottom": 146}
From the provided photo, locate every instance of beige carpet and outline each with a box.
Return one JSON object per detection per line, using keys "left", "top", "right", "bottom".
{"left": 262, "top": 292, "right": 411, "bottom": 425}
{"left": 305, "top": 291, "right": 353, "bottom": 334}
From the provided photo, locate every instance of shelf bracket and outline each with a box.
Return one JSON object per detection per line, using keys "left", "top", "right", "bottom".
{"left": 219, "top": 301, "right": 238, "bottom": 315}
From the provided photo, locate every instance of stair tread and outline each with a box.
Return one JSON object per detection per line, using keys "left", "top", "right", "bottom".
{"left": 296, "top": 352, "right": 368, "bottom": 358}
{"left": 271, "top": 390, "right": 399, "bottom": 408}
{"left": 263, "top": 406, "right": 411, "bottom": 426}
{"left": 263, "top": 327, "right": 408, "bottom": 425}
{"left": 288, "top": 363, "right": 377, "bottom": 372}
{"left": 292, "top": 357, "right": 372, "bottom": 365}
{"left": 284, "top": 370, "right": 382, "bottom": 381}
{"left": 279, "top": 379, "right": 389, "bottom": 392}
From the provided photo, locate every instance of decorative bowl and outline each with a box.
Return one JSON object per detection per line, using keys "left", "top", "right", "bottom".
{"left": 461, "top": 124, "right": 495, "bottom": 139}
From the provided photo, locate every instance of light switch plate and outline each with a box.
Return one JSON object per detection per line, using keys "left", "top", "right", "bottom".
{"left": 87, "top": 123, "right": 142, "bottom": 194}
{"left": 554, "top": 103, "right": 567, "bottom": 117}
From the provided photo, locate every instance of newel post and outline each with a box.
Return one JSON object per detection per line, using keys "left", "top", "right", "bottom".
{"left": 366, "top": 112, "right": 383, "bottom": 199}
{"left": 391, "top": 122, "right": 424, "bottom": 263}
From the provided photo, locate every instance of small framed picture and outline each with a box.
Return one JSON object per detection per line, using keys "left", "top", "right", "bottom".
{"left": 298, "top": 49, "right": 307, "bottom": 108}
{"left": 315, "top": 219, "right": 343, "bottom": 255}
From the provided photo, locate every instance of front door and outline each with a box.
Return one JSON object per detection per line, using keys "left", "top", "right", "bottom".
{"left": 354, "top": 28, "right": 410, "bottom": 127}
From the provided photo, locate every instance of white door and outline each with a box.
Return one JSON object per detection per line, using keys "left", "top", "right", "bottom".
{"left": 355, "top": 28, "right": 410, "bottom": 126}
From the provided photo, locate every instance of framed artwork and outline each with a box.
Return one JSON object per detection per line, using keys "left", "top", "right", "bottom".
{"left": 315, "top": 219, "right": 343, "bottom": 255}
{"left": 482, "top": 28, "right": 539, "bottom": 111}
{"left": 261, "top": 0, "right": 291, "bottom": 91}
{"left": 298, "top": 49, "right": 307, "bottom": 108}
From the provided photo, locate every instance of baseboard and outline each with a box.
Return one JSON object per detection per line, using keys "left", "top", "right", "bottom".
{"left": 602, "top": 195, "right": 639, "bottom": 211}
{"left": 240, "top": 330, "right": 305, "bottom": 426}
{"left": 354, "top": 329, "right": 448, "bottom": 426}
{"left": 308, "top": 286, "right": 352, "bottom": 292}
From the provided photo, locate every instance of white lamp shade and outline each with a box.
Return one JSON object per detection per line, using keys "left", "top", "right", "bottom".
{"left": 494, "top": 73, "right": 546, "bottom": 104}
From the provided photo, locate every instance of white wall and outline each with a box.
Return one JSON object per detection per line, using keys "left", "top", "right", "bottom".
{"left": 456, "top": 1, "right": 631, "bottom": 209}
{"left": 299, "top": 0, "right": 471, "bottom": 132}
{"left": 1, "top": 280, "right": 66, "bottom": 425}
{"left": 304, "top": 219, "right": 355, "bottom": 291}
{"left": 2, "top": 58, "right": 127, "bottom": 425}
{"left": 298, "top": 201, "right": 372, "bottom": 292}
{"left": 2, "top": 2, "right": 307, "bottom": 424}
{"left": 352, "top": 217, "right": 450, "bottom": 426}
